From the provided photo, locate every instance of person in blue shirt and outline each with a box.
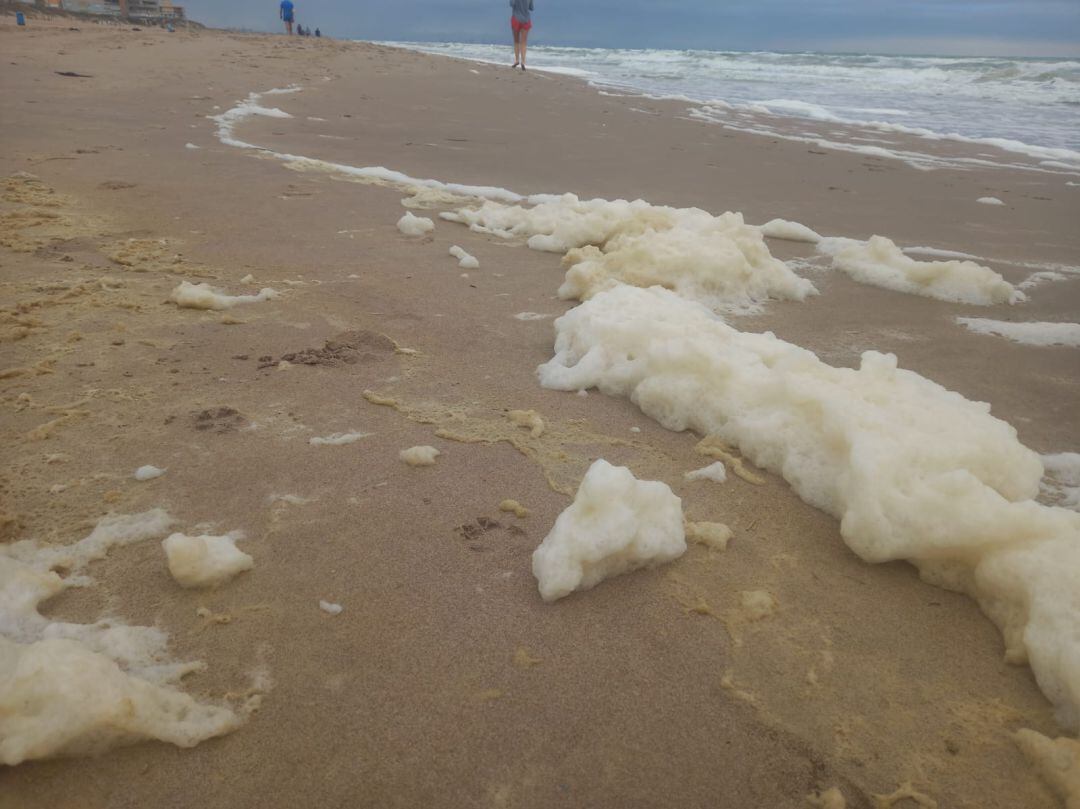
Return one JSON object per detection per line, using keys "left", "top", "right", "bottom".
{"left": 280, "top": 0, "right": 295, "bottom": 36}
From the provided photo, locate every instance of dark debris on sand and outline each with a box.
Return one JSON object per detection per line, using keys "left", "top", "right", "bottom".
{"left": 257, "top": 330, "right": 396, "bottom": 369}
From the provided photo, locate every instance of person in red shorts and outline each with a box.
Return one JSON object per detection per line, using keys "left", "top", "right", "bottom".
{"left": 510, "top": 0, "right": 534, "bottom": 70}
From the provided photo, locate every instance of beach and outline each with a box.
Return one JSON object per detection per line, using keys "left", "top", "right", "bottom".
{"left": 1, "top": 14, "right": 1078, "bottom": 809}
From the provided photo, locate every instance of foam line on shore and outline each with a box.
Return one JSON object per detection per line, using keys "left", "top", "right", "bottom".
{"left": 211, "top": 88, "right": 527, "bottom": 204}
{"left": 449, "top": 199, "right": 1020, "bottom": 308}
{"left": 210, "top": 83, "right": 1078, "bottom": 751}
{"left": 688, "top": 106, "right": 1079, "bottom": 176}
{"left": 210, "top": 87, "right": 1060, "bottom": 302}
{"left": 538, "top": 284, "right": 1080, "bottom": 733}
{"left": 385, "top": 42, "right": 1080, "bottom": 177}
{"left": 743, "top": 99, "right": 1080, "bottom": 172}
{"left": 817, "top": 235, "right": 1022, "bottom": 305}
{"left": 443, "top": 194, "right": 817, "bottom": 314}
{"left": 957, "top": 317, "right": 1080, "bottom": 348}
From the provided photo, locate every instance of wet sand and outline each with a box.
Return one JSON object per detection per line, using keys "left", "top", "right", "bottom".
{"left": 1, "top": 16, "right": 1078, "bottom": 809}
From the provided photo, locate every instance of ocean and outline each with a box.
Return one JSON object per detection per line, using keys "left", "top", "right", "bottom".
{"left": 386, "top": 42, "right": 1080, "bottom": 173}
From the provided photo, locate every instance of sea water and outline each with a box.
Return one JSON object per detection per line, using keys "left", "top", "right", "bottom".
{"left": 387, "top": 42, "right": 1080, "bottom": 170}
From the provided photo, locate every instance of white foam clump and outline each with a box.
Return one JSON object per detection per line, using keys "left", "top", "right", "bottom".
{"left": 400, "top": 446, "right": 440, "bottom": 466}
{"left": 957, "top": 318, "right": 1080, "bottom": 348}
{"left": 449, "top": 245, "right": 479, "bottom": 269}
{"left": 685, "top": 461, "right": 727, "bottom": 484}
{"left": 448, "top": 194, "right": 816, "bottom": 314}
{"left": 903, "top": 245, "right": 981, "bottom": 261}
{"left": 268, "top": 493, "right": 311, "bottom": 506}
{"left": 759, "top": 218, "right": 822, "bottom": 243}
{"left": 0, "top": 511, "right": 241, "bottom": 765}
{"left": 170, "top": 281, "right": 279, "bottom": 311}
{"left": 396, "top": 211, "right": 435, "bottom": 237}
{"left": 318, "top": 600, "right": 343, "bottom": 615}
{"left": 819, "top": 235, "right": 1023, "bottom": 305}
{"left": 1019, "top": 271, "right": 1069, "bottom": 290}
{"left": 184, "top": 143, "right": 201, "bottom": 150}
{"left": 134, "top": 465, "right": 166, "bottom": 481}
{"left": 538, "top": 284, "right": 1080, "bottom": 730}
{"left": 532, "top": 459, "right": 686, "bottom": 602}
{"left": 514, "top": 312, "right": 553, "bottom": 321}
{"left": 1042, "top": 454, "right": 1080, "bottom": 512}
{"left": 309, "top": 431, "right": 372, "bottom": 446}
{"left": 0, "top": 637, "right": 239, "bottom": 766}
{"left": 977, "top": 197, "right": 1006, "bottom": 206}
{"left": 162, "top": 532, "right": 253, "bottom": 589}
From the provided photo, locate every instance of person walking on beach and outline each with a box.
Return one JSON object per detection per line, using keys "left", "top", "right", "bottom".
{"left": 510, "top": 0, "right": 533, "bottom": 70}
{"left": 280, "top": 0, "right": 295, "bottom": 35}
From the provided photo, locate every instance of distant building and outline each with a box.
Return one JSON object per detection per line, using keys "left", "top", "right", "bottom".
{"left": 40, "top": 0, "right": 115, "bottom": 14}
{"left": 40, "top": 0, "right": 116, "bottom": 15}
{"left": 37, "top": 0, "right": 185, "bottom": 20}
{"left": 125, "top": 0, "right": 186, "bottom": 20}
{"left": 158, "top": 1, "right": 184, "bottom": 20}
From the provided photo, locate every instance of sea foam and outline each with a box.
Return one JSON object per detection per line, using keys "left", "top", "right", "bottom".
{"left": 538, "top": 285, "right": 1080, "bottom": 731}
{"left": 0, "top": 512, "right": 246, "bottom": 764}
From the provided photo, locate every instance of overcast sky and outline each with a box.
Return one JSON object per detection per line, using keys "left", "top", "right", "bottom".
{"left": 181, "top": 1, "right": 1080, "bottom": 57}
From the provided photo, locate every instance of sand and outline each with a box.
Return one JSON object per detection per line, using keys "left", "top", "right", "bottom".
{"left": 1, "top": 12, "right": 1078, "bottom": 809}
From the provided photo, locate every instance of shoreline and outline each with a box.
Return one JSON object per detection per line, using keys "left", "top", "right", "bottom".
{"left": 380, "top": 40, "right": 1080, "bottom": 174}
{"left": 1, "top": 18, "right": 1078, "bottom": 808}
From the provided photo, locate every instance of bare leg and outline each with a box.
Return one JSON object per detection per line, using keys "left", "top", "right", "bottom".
{"left": 520, "top": 29, "right": 529, "bottom": 69}
{"left": 512, "top": 27, "right": 520, "bottom": 66}
{"left": 285, "top": 21, "right": 293, "bottom": 35}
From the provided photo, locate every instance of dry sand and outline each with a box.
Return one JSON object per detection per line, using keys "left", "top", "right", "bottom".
{"left": 1, "top": 13, "right": 1078, "bottom": 809}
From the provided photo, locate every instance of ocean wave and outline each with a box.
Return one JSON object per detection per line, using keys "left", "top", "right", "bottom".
{"left": 383, "top": 41, "right": 1080, "bottom": 169}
